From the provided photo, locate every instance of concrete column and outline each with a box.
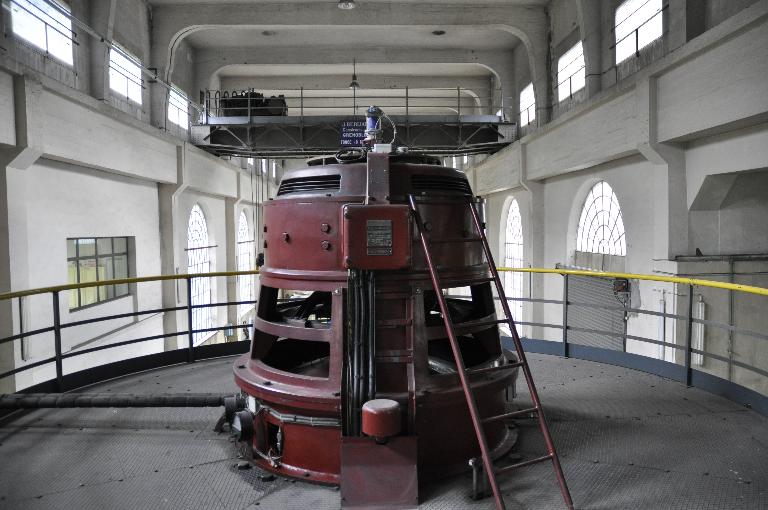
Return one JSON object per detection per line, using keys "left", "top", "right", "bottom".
{"left": 637, "top": 77, "right": 688, "bottom": 260}
{"left": 666, "top": 0, "right": 690, "bottom": 52}
{"left": 158, "top": 145, "right": 188, "bottom": 350}
{"left": 578, "top": 0, "right": 603, "bottom": 99}
{"left": 526, "top": 30, "right": 551, "bottom": 125}
{"left": 225, "top": 170, "right": 243, "bottom": 336}
{"left": 87, "top": 0, "right": 116, "bottom": 101}
{"left": 0, "top": 148, "right": 41, "bottom": 394}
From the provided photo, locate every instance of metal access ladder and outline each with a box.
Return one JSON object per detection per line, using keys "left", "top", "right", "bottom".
{"left": 407, "top": 194, "right": 574, "bottom": 510}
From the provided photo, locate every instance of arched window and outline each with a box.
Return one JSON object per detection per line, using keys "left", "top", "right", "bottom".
{"left": 237, "top": 211, "right": 255, "bottom": 319}
{"left": 503, "top": 199, "right": 524, "bottom": 329}
{"left": 576, "top": 181, "right": 626, "bottom": 256}
{"left": 187, "top": 205, "right": 213, "bottom": 345}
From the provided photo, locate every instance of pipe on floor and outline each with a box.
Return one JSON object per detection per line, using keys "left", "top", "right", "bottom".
{"left": 0, "top": 393, "right": 234, "bottom": 408}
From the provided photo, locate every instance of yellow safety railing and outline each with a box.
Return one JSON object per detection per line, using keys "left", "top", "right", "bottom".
{"left": 0, "top": 270, "right": 261, "bottom": 301}
{"left": 2, "top": 267, "right": 767, "bottom": 301}
{"left": 497, "top": 267, "right": 768, "bottom": 297}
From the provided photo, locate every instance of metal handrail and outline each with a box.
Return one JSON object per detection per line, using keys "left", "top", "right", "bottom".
{"left": 3, "top": 267, "right": 767, "bottom": 302}
{"left": 497, "top": 267, "right": 768, "bottom": 297}
{"left": 3, "top": 268, "right": 767, "bottom": 412}
{"left": 0, "top": 270, "right": 260, "bottom": 301}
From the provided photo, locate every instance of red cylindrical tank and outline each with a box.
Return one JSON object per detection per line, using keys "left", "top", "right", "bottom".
{"left": 233, "top": 152, "right": 518, "bottom": 485}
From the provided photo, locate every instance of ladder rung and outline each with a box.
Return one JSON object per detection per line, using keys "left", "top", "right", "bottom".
{"left": 482, "top": 406, "right": 538, "bottom": 424}
{"left": 456, "top": 318, "right": 508, "bottom": 330}
{"left": 496, "top": 453, "right": 553, "bottom": 475}
{"left": 428, "top": 237, "right": 483, "bottom": 244}
{"left": 466, "top": 360, "right": 524, "bottom": 376}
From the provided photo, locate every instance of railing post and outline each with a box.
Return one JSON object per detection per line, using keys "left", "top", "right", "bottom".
{"left": 635, "top": 28, "right": 640, "bottom": 58}
{"left": 562, "top": 274, "right": 569, "bottom": 358}
{"left": 405, "top": 86, "right": 409, "bottom": 118}
{"left": 186, "top": 277, "right": 195, "bottom": 363}
{"left": 684, "top": 284, "right": 694, "bottom": 386}
{"left": 52, "top": 291, "right": 64, "bottom": 391}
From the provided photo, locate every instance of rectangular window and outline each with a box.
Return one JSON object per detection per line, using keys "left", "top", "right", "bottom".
{"left": 247, "top": 157, "right": 254, "bottom": 167}
{"left": 271, "top": 161, "right": 277, "bottom": 180}
{"left": 167, "top": 87, "right": 189, "bottom": 129}
{"left": 615, "top": 0, "right": 663, "bottom": 64}
{"left": 261, "top": 159, "right": 268, "bottom": 175}
{"left": 109, "top": 47, "right": 143, "bottom": 104}
{"left": 557, "top": 41, "right": 585, "bottom": 102}
{"left": 67, "top": 237, "right": 131, "bottom": 310}
{"left": 11, "top": 0, "right": 74, "bottom": 65}
{"left": 519, "top": 82, "right": 536, "bottom": 127}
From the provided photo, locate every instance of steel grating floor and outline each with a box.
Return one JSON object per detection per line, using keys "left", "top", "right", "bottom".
{"left": 0, "top": 354, "right": 766, "bottom": 510}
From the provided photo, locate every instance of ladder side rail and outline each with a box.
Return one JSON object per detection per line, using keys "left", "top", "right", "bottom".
{"left": 465, "top": 196, "right": 574, "bottom": 510}
{"left": 407, "top": 194, "right": 506, "bottom": 510}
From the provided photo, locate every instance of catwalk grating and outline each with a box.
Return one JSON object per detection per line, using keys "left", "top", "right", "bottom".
{"left": 0, "top": 354, "right": 765, "bottom": 509}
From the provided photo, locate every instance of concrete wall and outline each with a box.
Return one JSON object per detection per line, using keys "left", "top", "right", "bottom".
{"left": 0, "top": 69, "right": 251, "bottom": 391}
{"left": 467, "top": 2, "right": 768, "bottom": 395}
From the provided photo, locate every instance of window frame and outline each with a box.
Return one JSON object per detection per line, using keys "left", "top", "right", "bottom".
{"left": 519, "top": 82, "right": 536, "bottom": 128}
{"left": 503, "top": 199, "right": 524, "bottom": 332}
{"left": 108, "top": 46, "right": 144, "bottom": 105}
{"left": 67, "top": 236, "right": 131, "bottom": 311}
{"left": 10, "top": 0, "right": 75, "bottom": 66}
{"left": 237, "top": 211, "right": 255, "bottom": 319}
{"left": 167, "top": 86, "right": 189, "bottom": 129}
{"left": 557, "top": 41, "right": 586, "bottom": 102}
{"left": 187, "top": 204, "right": 214, "bottom": 345}
{"left": 614, "top": 0, "right": 664, "bottom": 65}
{"left": 576, "top": 181, "right": 627, "bottom": 257}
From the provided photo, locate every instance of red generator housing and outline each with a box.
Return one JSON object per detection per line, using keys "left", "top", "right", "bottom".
{"left": 233, "top": 151, "right": 519, "bottom": 502}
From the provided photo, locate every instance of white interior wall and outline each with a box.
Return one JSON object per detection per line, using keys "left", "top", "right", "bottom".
{"left": 10, "top": 158, "right": 163, "bottom": 389}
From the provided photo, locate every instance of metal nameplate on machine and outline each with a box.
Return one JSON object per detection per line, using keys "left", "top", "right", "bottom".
{"left": 342, "top": 204, "right": 411, "bottom": 270}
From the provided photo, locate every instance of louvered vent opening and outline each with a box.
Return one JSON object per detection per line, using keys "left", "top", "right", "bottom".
{"left": 277, "top": 175, "right": 341, "bottom": 196}
{"left": 411, "top": 175, "right": 472, "bottom": 195}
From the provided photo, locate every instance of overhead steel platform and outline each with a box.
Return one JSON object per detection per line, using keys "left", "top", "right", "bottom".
{"left": 191, "top": 114, "right": 516, "bottom": 158}
{"left": 191, "top": 88, "right": 517, "bottom": 158}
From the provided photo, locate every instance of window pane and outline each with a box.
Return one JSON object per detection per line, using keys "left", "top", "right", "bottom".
{"left": 576, "top": 181, "right": 627, "bottom": 256}
{"left": 47, "top": 25, "right": 73, "bottom": 65}
{"left": 67, "top": 260, "right": 78, "bottom": 308}
{"left": 519, "top": 82, "right": 535, "bottom": 127}
{"left": 114, "top": 237, "right": 127, "bottom": 253}
{"left": 114, "top": 254, "right": 128, "bottom": 279}
{"left": 97, "top": 238, "right": 113, "bottom": 255}
{"left": 615, "top": 0, "right": 662, "bottom": 64}
{"left": 66, "top": 239, "right": 76, "bottom": 258}
{"left": 168, "top": 88, "right": 189, "bottom": 128}
{"left": 11, "top": 1, "right": 47, "bottom": 52}
{"left": 109, "top": 48, "right": 143, "bottom": 104}
{"left": 78, "top": 259, "right": 98, "bottom": 306}
{"left": 98, "top": 256, "right": 114, "bottom": 280}
{"left": 557, "top": 42, "right": 585, "bottom": 102}
{"left": 78, "top": 238, "right": 95, "bottom": 257}
{"left": 12, "top": 0, "right": 73, "bottom": 65}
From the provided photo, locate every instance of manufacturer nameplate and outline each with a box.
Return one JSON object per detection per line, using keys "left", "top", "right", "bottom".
{"left": 366, "top": 219, "right": 393, "bottom": 256}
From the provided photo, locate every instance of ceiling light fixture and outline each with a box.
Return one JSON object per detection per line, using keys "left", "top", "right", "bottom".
{"left": 337, "top": 0, "right": 356, "bottom": 10}
{"left": 349, "top": 59, "right": 360, "bottom": 90}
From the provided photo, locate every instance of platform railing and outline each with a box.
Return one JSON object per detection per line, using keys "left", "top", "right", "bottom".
{"left": 199, "top": 87, "right": 513, "bottom": 122}
{"left": 0, "top": 271, "right": 259, "bottom": 394}
{"left": 1, "top": 268, "right": 767, "bottom": 415}
{"left": 490, "top": 268, "right": 768, "bottom": 415}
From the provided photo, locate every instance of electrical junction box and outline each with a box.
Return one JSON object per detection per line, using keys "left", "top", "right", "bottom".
{"left": 342, "top": 204, "right": 411, "bottom": 270}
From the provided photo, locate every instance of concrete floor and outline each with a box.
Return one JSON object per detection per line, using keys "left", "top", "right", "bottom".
{"left": 0, "top": 354, "right": 765, "bottom": 510}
